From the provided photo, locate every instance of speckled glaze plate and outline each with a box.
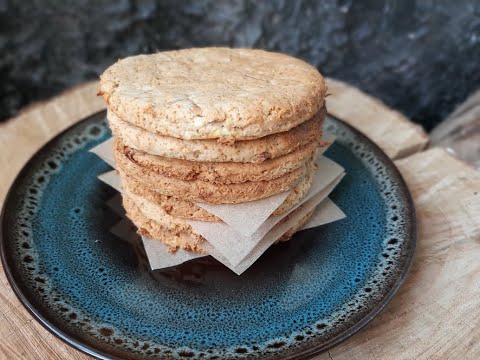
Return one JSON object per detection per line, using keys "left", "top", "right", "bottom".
{"left": 1, "top": 111, "right": 415, "bottom": 360}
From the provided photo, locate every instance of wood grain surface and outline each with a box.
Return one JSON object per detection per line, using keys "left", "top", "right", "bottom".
{"left": 326, "top": 78, "right": 429, "bottom": 159}
{"left": 430, "top": 88, "right": 480, "bottom": 170}
{"left": 1, "top": 80, "right": 478, "bottom": 360}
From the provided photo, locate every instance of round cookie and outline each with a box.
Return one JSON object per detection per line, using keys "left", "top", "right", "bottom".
{"left": 108, "top": 108, "right": 325, "bottom": 163}
{"left": 115, "top": 149, "right": 309, "bottom": 204}
{"left": 121, "top": 161, "right": 316, "bottom": 220}
{"left": 116, "top": 137, "right": 320, "bottom": 184}
{"left": 99, "top": 48, "right": 327, "bottom": 141}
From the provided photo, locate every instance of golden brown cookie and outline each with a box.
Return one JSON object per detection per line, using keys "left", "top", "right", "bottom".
{"left": 99, "top": 48, "right": 327, "bottom": 141}
{"left": 115, "top": 150, "right": 309, "bottom": 204}
{"left": 115, "top": 137, "right": 320, "bottom": 184}
{"left": 107, "top": 108, "right": 325, "bottom": 163}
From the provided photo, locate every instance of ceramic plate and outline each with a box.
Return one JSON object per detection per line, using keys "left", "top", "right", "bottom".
{"left": 1, "top": 111, "right": 415, "bottom": 359}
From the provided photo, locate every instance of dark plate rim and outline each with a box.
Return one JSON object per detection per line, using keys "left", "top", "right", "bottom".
{"left": 0, "top": 110, "right": 416, "bottom": 360}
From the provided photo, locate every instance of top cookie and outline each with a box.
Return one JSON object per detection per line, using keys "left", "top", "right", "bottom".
{"left": 99, "top": 48, "right": 326, "bottom": 141}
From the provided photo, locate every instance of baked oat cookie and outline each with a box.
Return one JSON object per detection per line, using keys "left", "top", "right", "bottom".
{"left": 107, "top": 108, "right": 325, "bottom": 163}
{"left": 99, "top": 48, "right": 326, "bottom": 141}
{"left": 115, "top": 150, "right": 309, "bottom": 204}
{"left": 116, "top": 137, "right": 319, "bottom": 184}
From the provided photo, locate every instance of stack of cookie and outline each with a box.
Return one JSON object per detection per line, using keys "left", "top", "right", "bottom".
{"left": 98, "top": 48, "right": 328, "bottom": 255}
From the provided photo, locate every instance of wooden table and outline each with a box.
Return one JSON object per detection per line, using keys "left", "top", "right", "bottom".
{"left": 1, "top": 79, "right": 479, "bottom": 360}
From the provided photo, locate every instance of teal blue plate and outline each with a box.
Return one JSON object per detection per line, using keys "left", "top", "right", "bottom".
{"left": 1, "top": 111, "right": 415, "bottom": 359}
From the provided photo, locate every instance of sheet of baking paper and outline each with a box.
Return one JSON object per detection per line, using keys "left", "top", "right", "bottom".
{"left": 301, "top": 198, "right": 346, "bottom": 230}
{"left": 195, "top": 191, "right": 290, "bottom": 236}
{"left": 106, "top": 194, "right": 124, "bottom": 216}
{"left": 110, "top": 218, "right": 138, "bottom": 243}
{"left": 90, "top": 138, "right": 333, "bottom": 237}
{"left": 193, "top": 141, "right": 333, "bottom": 236}
{"left": 203, "top": 193, "right": 346, "bottom": 275}
{"left": 137, "top": 196, "right": 344, "bottom": 273}
{"left": 188, "top": 158, "right": 345, "bottom": 266}
{"left": 141, "top": 236, "right": 205, "bottom": 268}
{"left": 98, "top": 170, "right": 121, "bottom": 192}
{"left": 90, "top": 138, "right": 115, "bottom": 167}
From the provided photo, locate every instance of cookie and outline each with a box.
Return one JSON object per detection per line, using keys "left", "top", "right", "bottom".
{"left": 108, "top": 108, "right": 325, "bottom": 163}
{"left": 121, "top": 161, "right": 316, "bottom": 220}
{"left": 116, "top": 137, "right": 320, "bottom": 184}
{"left": 115, "top": 149, "right": 309, "bottom": 204}
{"left": 99, "top": 48, "right": 327, "bottom": 141}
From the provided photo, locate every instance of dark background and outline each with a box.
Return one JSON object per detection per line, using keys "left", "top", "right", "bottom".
{"left": 1, "top": 0, "right": 479, "bottom": 130}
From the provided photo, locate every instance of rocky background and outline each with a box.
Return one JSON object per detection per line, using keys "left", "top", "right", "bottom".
{"left": 1, "top": 0, "right": 479, "bottom": 130}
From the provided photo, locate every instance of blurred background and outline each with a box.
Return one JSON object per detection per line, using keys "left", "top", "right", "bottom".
{"left": 1, "top": 0, "right": 479, "bottom": 133}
